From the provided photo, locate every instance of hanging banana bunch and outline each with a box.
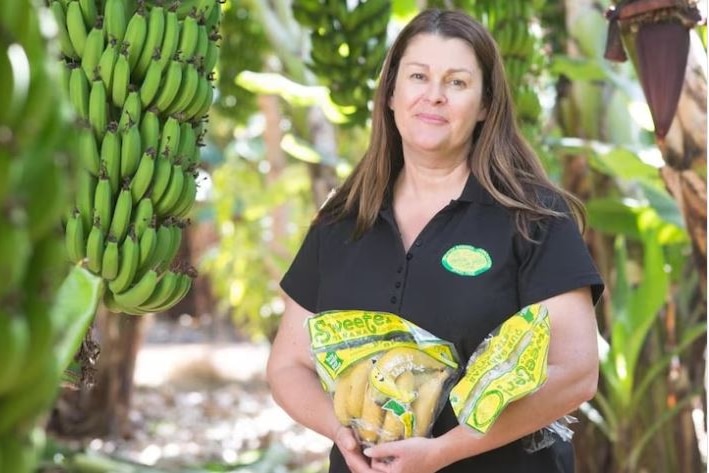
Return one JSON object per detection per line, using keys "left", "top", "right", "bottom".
{"left": 292, "top": 0, "right": 392, "bottom": 126}
{"left": 0, "top": 1, "right": 103, "bottom": 471}
{"left": 53, "top": 0, "right": 223, "bottom": 315}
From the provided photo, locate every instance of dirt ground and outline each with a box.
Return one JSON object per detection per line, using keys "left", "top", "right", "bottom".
{"left": 88, "top": 314, "right": 332, "bottom": 472}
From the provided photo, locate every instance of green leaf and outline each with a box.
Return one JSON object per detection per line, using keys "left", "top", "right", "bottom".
{"left": 587, "top": 199, "right": 641, "bottom": 239}
{"left": 638, "top": 181, "right": 686, "bottom": 230}
{"left": 588, "top": 148, "right": 659, "bottom": 183}
{"left": 52, "top": 266, "right": 103, "bottom": 374}
{"left": 281, "top": 133, "right": 323, "bottom": 164}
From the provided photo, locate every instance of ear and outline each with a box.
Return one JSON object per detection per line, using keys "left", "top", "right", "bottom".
{"left": 388, "top": 91, "right": 394, "bottom": 110}
{"left": 476, "top": 106, "right": 487, "bottom": 122}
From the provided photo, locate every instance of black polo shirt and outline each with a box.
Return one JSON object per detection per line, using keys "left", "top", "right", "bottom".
{"left": 281, "top": 174, "right": 604, "bottom": 473}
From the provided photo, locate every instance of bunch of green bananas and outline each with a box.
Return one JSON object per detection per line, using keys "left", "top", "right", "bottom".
{"left": 0, "top": 1, "right": 103, "bottom": 471}
{"left": 333, "top": 347, "right": 452, "bottom": 446}
{"left": 292, "top": 0, "right": 391, "bottom": 126}
{"left": 51, "top": 0, "right": 223, "bottom": 315}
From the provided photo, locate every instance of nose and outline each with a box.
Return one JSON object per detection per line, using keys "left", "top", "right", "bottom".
{"left": 424, "top": 82, "right": 447, "bottom": 104}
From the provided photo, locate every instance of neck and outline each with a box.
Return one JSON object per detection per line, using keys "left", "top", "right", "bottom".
{"left": 395, "top": 158, "right": 469, "bottom": 204}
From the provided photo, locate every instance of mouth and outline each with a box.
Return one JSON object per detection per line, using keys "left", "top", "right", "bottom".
{"left": 416, "top": 113, "right": 447, "bottom": 124}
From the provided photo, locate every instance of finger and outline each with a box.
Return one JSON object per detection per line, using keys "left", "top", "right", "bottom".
{"left": 363, "top": 443, "right": 396, "bottom": 460}
{"left": 335, "top": 426, "right": 359, "bottom": 452}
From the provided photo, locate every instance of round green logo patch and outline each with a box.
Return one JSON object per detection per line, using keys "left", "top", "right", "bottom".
{"left": 441, "top": 245, "right": 492, "bottom": 276}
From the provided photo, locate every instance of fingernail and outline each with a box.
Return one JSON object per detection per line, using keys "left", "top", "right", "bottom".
{"left": 363, "top": 448, "right": 372, "bottom": 457}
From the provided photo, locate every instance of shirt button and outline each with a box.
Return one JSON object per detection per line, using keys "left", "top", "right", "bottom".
{"left": 406, "top": 253, "right": 413, "bottom": 260}
{"left": 390, "top": 296, "right": 397, "bottom": 304}
{"left": 395, "top": 282, "right": 401, "bottom": 288}
{"left": 415, "top": 240, "right": 422, "bottom": 247}
{"left": 397, "top": 266, "right": 403, "bottom": 273}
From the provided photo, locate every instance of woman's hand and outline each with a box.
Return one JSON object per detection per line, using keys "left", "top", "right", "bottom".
{"left": 363, "top": 437, "right": 444, "bottom": 473}
{"left": 334, "top": 426, "right": 382, "bottom": 473}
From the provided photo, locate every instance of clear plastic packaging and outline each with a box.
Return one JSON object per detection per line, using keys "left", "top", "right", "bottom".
{"left": 449, "top": 304, "right": 551, "bottom": 435}
{"left": 307, "top": 310, "right": 461, "bottom": 448}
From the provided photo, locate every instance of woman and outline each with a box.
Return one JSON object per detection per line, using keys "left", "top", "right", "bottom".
{"left": 267, "top": 8, "right": 604, "bottom": 473}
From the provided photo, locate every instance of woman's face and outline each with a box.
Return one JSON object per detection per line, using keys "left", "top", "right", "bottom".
{"left": 390, "top": 33, "right": 487, "bottom": 161}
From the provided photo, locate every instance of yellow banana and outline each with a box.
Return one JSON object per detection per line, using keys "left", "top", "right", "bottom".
{"left": 345, "top": 357, "right": 376, "bottom": 420}
{"left": 379, "top": 371, "right": 416, "bottom": 442}
{"left": 357, "top": 382, "right": 384, "bottom": 445}
{"left": 370, "top": 347, "right": 446, "bottom": 403}
{"left": 411, "top": 370, "right": 447, "bottom": 437}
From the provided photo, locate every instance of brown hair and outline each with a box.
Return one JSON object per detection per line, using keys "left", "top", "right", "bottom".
{"left": 317, "top": 9, "right": 585, "bottom": 240}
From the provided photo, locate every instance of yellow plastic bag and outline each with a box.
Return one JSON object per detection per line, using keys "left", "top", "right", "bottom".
{"left": 307, "top": 310, "right": 461, "bottom": 447}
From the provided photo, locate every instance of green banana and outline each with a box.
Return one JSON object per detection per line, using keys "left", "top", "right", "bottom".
{"left": 129, "top": 147, "right": 157, "bottom": 201}
{"left": 109, "top": 184, "right": 133, "bottom": 243}
{"left": 138, "top": 270, "right": 179, "bottom": 310}
{"left": 101, "top": 235, "right": 120, "bottom": 280}
{"left": 158, "top": 116, "right": 181, "bottom": 161}
{"left": 84, "top": 216, "right": 105, "bottom": 273}
{"left": 81, "top": 25, "right": 106, "bottom": 80}
{"left": 157, "top": 6, "right": 180, "bottom": 71}
{"left": 66, "top": 0, "right": 88, "bottom": 56}
{"left": 104, "top": 0, "right": 127, "bottom": 42}
{"left": 177, "top": 14, "right": 200, "bottom": 60}
{"left": 153, "top": 58, "right": 184, "bottom": 112}
{"left": 149, "top": 149, "right": 173, "bottom": 201}
{"left": 114, "top": 268, "right": 159, "bottom": 309}
{"left": 154, "top": 163, "right": 185, "bottom": 216}
{"left": 145, "top": 222, "right": 173, "bottom": 273}
{"left": 100, "top": 121, "right": 121, "bottom": 193}
{"left": 78, "top": 0, "right": 98, "bottom": 29}
{"left": 111, "top": 50, "right": 131, "bottom": 108}
{"left": 108, "top": 230, "right": 139, "bottom": 293}
{"left": 167, "top": 59, "right": 199, "bottom": 115}
{"left": 132, "top": 197, "right": 154, "bottom": 238}
{"left": 65, "top": 208, "right": 86, "bottom": 263}
{"left": 88, "top": 78, "right": 108, "bottom": 139}
{"left": 0, "top": 219, "right": 32, "bottom": 300}
{"left": 137, "top": 220, "right": 157, "bottom": 271}
{"left": 123, "top": 5, "right": 147, "bottom": 71}
{"left": 76, "top": 169, "right": 97, "bottom": 229}
{"left": 171, "top": 171, "right": 197, "bottom": 217}
{"left": 134, "top": 4, "right": 164, "bottom": 78}
{"left": 78, "top": 123, "right": 100, "bottom": 175}
{"left": 68, "top": 65, "right": 89, "bottom": 120}
{"left": 139, "top": 107, "right": 160, "bottom": 150}
{"left": 49, "top": 0, "right": 79, "bottom": 60}
{"left": 142, "top": 271, "right": 192, "bottom": 312}
{"left": 120, "top": 123, "right": 141, "bottom": 178}
{"left": 118, "top": 90, "right": 141, "bottom": 130}
{"left": 139, "top": 56, "right": 163, "bottom": 107}
{"left": 97, "top": 37, "right": 119, "bottom": 91}
{"left": 93, "top": 170, "right": 113, "bottom": 234}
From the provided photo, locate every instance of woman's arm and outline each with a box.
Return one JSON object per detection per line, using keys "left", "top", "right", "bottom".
{"left": 365, "top": 286, "right": 599, "bottom": 472}
{"left": 267, "top": 294, "right": 381, "bottom": 473}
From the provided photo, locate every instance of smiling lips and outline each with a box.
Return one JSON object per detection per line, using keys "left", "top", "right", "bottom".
{"left": 416, "top": 113, "right": 448, "bottom": 124}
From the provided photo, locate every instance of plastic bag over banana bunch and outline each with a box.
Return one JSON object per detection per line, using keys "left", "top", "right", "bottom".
{"left": 307, "top": 310, "right": 461, "bottom": 448}
{"left": 52, "top": 0, "right": 223, "bottom": 315}
{"left": 449, "top": 304, "right": 574, "bottom": 452}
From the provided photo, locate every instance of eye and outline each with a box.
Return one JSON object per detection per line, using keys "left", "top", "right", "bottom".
{"left": 450, "top": 79, "right": 467, "bottom": 88}
{"left": 410, "top": 72, "right": 425, "bottom": 80}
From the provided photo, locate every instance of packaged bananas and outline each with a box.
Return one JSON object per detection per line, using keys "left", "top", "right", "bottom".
{"left": 307, "top": 310, "right": 461, "bottom": 447}
{"left": 449, "top": 304, "right": 551, "bottom": 435}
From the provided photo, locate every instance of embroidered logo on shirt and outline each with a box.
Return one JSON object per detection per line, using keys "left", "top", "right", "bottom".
{"left": 441, "top": 245, "right": 492, "bottom": 276}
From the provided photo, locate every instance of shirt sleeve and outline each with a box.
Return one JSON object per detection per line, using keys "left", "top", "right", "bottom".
{"left": 516, "top": 212, "right": 604, "bottom": 308}
{"left": 280, "top": 222, "right": 321, "bottom": 312}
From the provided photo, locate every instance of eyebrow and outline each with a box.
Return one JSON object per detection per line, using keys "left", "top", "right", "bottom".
{"left": 403, "top": 62, "right": 474, "bottom": 75}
